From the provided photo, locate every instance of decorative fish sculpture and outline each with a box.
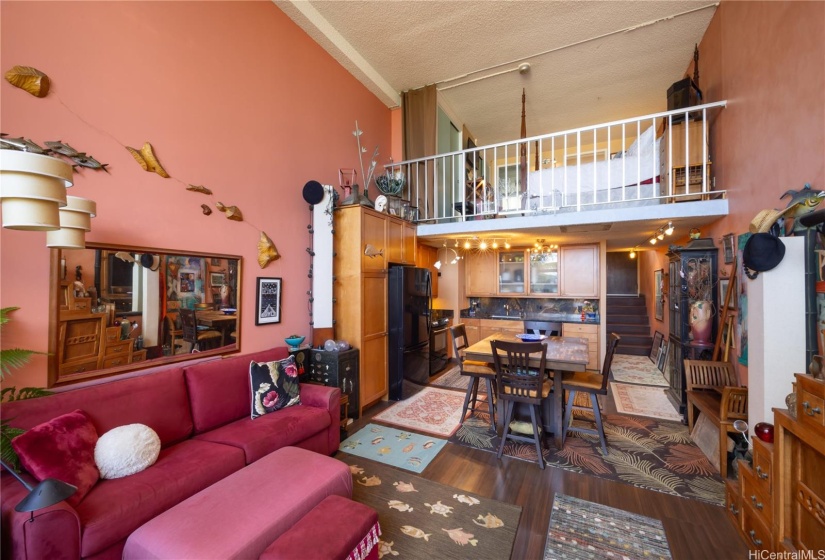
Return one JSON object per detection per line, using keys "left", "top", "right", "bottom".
{"left": 393, "top": 481, "right": 418, "bottom": 493}
{"left": 71, "top": 154, "right": 109, "bottom": 172}
{"left": 453, "top": 494, "right": 480, "bottom": 506}
{"left": 400, "top": 526, "right": 431, "bottom": 541}
{"left": 125, "top": 142, "right": 169, "bottom": 178}
{"left": 4, "top": 65, "right": 50, "bottom": 97}
{"left": 387, "top": 500, "right": 413, "bottom": 512}
{"left": 473, "top": 513, "right": 504, "bottom": 528}
{"left": 187, "top": 184, "right": 213, "bottom": 195}
{"left": 357, "top": 475, "right": 381, "bottom": 487}
{"left": 257, "top": 232, "right": 280, "bottom": 268}
{"left": 348, "top": 464, "right": 364, "bottom": 475}
{"left": 378, "top": 540, "right": 399, "bottom": 557}
{"left": 364, "top": 244, "right": 384, "bottom": 258}
{"left": 402, "top": 443, "right": 415, "bottom": 453}
{"left": 782, "top": 183, "right": 825, "bottom": 232}
{"left": 0, "top": 136, "right": 47, "bottom": 153}
{"left": 442, "top": 528, "right": 478, "bottom": 547}
{"left": 377, "top": 446, "right": 392, "bottom": 455}
{"left": 424, "top": 501, "right": 454, "bottom": 517}
{"left": 45, "top": 140, "right": 81, "bottom": 157}
{"left": 371, "top": 436, "right": 384, "bottom": 445}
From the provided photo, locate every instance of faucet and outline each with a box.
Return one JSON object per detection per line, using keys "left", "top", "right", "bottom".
{"left": 503, "top": 304, "right": 510, "bottom": 316}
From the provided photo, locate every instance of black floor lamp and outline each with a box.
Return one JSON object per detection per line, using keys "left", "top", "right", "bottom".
{"left": 0, "top": 460, "right": 77, "bottom": 521}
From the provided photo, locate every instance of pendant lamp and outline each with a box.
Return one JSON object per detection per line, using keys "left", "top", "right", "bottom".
{"left": 46, "top": 196, "right": 97, "bottom": 249}
{"left": 0, "top": 150, "right": 73, "bottom": 230}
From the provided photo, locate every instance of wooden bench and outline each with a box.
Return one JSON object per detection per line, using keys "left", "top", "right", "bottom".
{"left": 684, "top": 359, "right": 748, "bottom": 478}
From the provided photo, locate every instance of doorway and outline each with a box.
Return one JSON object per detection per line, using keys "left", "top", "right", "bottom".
{"left": 606, "top": 252, "right": 638, "bottom": 295}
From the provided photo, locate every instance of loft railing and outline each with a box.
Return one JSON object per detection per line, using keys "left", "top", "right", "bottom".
{"left": 384, "top": 101, "right": 727, "bottom": 223}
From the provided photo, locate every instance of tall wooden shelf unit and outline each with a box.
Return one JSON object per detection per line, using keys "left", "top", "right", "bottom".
{"left": 666, "top": 240, "right": 718, "bottom": 417}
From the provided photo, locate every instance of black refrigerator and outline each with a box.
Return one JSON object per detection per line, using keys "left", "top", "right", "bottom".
{"left": 388, "top": 265, "right": 431, "bottom": 400}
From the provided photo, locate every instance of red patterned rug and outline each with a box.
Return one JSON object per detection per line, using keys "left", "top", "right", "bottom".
{"left": 373, "top": 387, "right": 466, "bottom": 437}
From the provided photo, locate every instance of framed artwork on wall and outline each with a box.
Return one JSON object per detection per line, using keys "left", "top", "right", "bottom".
{"left": 210, "top": 272, "right": 225, "bottom": 286}
{"left": 722, "top": 233, "right": 735, "bottom": 264}
{"left": 654, "top": 269, "right": 664, "bottom": 321}
{"left": 255, "top": 277, "right": 281, "bottom": 325}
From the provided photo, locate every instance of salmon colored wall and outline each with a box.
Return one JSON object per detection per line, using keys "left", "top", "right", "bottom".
{"left": 642, "top": 1, "right": 825, "bottom": 385}
{"left": 0, "top": 1, "right": 391, "bottom": 388}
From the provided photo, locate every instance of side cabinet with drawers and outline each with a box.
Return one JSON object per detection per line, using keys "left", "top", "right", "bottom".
{"left": 309, "top": 348, "right": 360, "bottom": 420}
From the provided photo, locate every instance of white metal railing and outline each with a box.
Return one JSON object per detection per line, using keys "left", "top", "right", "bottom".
{"left": 384, "top": 101, "right": 727, "bottom": 223}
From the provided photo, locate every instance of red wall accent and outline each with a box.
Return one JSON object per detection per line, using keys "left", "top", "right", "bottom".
{"left": 0, "top": 1, "right": 391, "bottom": 388}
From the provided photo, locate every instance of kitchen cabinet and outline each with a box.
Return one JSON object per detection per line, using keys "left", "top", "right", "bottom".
{"left": 529, "top": 250, "right": 559, "bottom": 294}
{"left": 563, "top": 323, "right": 600, "bottom": 371}
{"left": 388, "top": 218, "right": 416, "bottom": 265}
{"left": 479, "top": 319, "right": 522, "bottom": 340}
{"left": 497, "top": 251, "right": 526, "bottom": 294}
{"left": 334, "top": 206, "right": 390, "bottom": 414}
{"left": 416, "top": 244, "right": 438, "bottom": 298}
{"left": 465, "top": 251, "right": 497, "bottom": 296}
{"left": 461, "top": 318, "right": 480, "bottom": 346}
{"left": 559, "top": 245, "right": 599, "bottom": 297}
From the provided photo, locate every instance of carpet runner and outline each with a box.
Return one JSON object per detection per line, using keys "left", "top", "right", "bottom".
{"left": 545, "top": 494, "right": 672, "bottom": 560}
{"left": 610, "top": 354, "right": 669, "bottom": 387}
{"left": 373, "top": 387, "right": 467, "bottom": 437}
{"left": 610, "top": 383, "right": 682, "bottom": 421}
{"left": 339, "top": 454, "right": 521, "bottom": 560}
{"left": 339, "top": 424, "right": 447, "bottom": 473}
{"left": 449, "top": 413, "right": 725, "bottom": 506}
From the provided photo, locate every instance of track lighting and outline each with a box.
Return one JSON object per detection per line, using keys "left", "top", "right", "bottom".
{"left": 479, "top": 240, "right": 488, "bottom": 250}
{"left": 650, "top": 238, "right": 657, "bottom": 245}
{"left": 664, "top": 221, "right": 674, "bottom": 236}
{"left": 464, "top": 240, "right": 471, "bottom": 249}
{"left": 657, "top": 232, "right": 665, "bottom": 241}
{"left": 629, "top": 250, "right": 636, "bottom": 259}
{"left": 492, "top": 240, "right": 499, "bottom": 249}
{"left": 504, "top": 241, "right": 511, "bottom": 249}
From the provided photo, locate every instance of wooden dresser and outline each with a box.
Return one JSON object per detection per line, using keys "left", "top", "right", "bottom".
{"left": 728, "top": 374, "right": 825, "bottom": 553}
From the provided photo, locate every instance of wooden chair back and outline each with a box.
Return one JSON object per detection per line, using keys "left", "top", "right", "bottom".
{"left": 721, "top": 387, "right": 748, "bottom": 421}
{"left": 684, "top": 359, "right": 738, "bottom": 391}
{"left": 450, "top": 324, "right": 470, "bottom": 359}
{"left": 523, "top": 320, "right": 562, "bottom": 336}
{"left": 179, "top": 308, "right": 201, "bottom": 345}
{"left": 491, "top": 340, "right": 547, "bottom": 405}
{"left": 597, "top": 333, "right": 622, "bottom": 394}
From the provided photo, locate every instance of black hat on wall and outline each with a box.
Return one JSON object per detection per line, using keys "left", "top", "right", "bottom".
{"left": 743, "top": 233, "right": 786, "bottom": 279}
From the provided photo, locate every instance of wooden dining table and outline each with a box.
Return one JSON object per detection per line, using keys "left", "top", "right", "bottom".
{"left": 196, "top": 310, "right": 238, "bottom": 346}
{"left": 464, "top": 332, "right": 590, "bottom": 448}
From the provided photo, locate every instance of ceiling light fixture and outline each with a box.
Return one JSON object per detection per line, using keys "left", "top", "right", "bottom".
{"left": 629, "top": 250, "right": 636, "bottom": 259}
{"left": 479, "top": 240, "right": 488, "bottom": 250}
{"left": 665, "top": 221, "right": 674, "bottom": 236}
{"left": 463, "top": 240, "right": 471, "bottom": 250}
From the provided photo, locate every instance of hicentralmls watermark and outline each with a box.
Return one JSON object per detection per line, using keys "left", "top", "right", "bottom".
{"left": 749, "top": 551, "right": 825, "bottom": 560}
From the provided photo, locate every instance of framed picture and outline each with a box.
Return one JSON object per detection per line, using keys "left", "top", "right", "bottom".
{"left": 654, "top": 269, "right": 664, "bottom": 321}
{"left": 657, "top": 340, "right": 670, "bottom": 373}
{"left": 650, "top": 331, "right": 664, "bottom": 363}
{"left": 210, "top": 272, "right": 225, "bottom": 286}
{"left": 720, "top": 277, "right": 737, "bottom": 311}
{"left": 178, "top": 269, "right": 196, "bottom": 294}
{"left": 722, "top": 233, "right": 735, "bottom": 264}
{"left": 211, "top": 258, "right": 221, "bottom": 266}
{"left": 255, "top": 277, "right": 281, "bottom": 325}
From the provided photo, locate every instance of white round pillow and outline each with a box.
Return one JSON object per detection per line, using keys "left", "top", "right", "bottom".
{"left": 94, "top": 424, "right": 161, "bottom": 479}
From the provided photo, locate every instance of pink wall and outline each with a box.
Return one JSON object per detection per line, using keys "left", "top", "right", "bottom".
{"left": 639, "top": 0, "right": 825, "bottom": 384}
{"left": 0, "top": 1, "right": 391, "bottom": 388}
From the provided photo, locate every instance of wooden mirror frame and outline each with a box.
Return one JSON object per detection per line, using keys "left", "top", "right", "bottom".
{"left": 48, "top": 243, "right": 242, "bottom": 387}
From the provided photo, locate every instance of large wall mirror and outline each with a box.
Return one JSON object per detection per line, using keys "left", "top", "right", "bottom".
{"left": 49, "top": 243, "right": 242, "bottom": 386}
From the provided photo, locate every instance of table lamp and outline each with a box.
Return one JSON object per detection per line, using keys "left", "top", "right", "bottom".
{"left": 0, "top": 459, "right": 77, "bottom": 521}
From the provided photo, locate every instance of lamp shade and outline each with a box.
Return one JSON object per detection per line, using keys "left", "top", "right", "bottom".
{"left": 15, "top": 478, "right": 78, "bottom": 513}
{"left": 0, "top": 151, "right": 73, "bottom": 231}
{"left": 46, "top": 196, "right": 97, "bottom": 249}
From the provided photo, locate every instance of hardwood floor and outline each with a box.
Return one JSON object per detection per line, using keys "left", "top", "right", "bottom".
{"left": 344, "top": 387, "right": 749, "bottom": 560}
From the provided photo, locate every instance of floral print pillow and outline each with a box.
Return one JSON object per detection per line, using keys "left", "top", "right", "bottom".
{"left": 249, "top": 355, "right": 301, "bottom": 419}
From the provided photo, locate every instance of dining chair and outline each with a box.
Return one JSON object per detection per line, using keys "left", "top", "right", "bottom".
{"left": 491, "top": 339, "right": 550, "bottom": 469}
{"left": 450, "top": 324, "right": 496, "bottom": 426}
{"left": 179, "top": 308, "right": 221, "bottom": 352}
{"left": 561, "top": 333, "right": 621, "bottom": 455}
{"left": 523, "top": 320, "right": 562, "bottom": 336}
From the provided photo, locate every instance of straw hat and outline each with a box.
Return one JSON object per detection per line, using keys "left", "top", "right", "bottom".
{"left": 749, "top": 207, "right": 792, "bottom": 234}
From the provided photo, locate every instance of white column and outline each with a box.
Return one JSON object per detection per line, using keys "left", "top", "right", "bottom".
{"left": 311, "top": 186, "right": 335, "bottom": 330}
{"left": 747, "top": 235, "right": 806, "bottom": 433}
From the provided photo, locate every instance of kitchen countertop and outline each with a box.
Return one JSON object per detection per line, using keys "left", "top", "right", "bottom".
{"left": 458, "top": 311, "right": 600, "bottom": 325}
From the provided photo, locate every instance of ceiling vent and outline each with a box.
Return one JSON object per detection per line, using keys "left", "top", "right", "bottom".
{"left": 559, "top": 223, "right": 612, "bottom": 233}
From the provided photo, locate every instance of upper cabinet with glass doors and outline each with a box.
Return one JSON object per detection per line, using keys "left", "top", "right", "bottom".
{"left": 497, "top": 251, "right": 525, "bottom": 293}
{"left": 529, "top": 249, "right": 559, "bottom": 294}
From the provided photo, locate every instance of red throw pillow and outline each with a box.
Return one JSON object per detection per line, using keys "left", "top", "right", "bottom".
{"left": 11, "top": 409, "right": 100, "bottom": 506}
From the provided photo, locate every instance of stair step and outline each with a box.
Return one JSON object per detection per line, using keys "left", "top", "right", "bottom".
{"left": 607, "top": 315, "right": 649, "bottom": 325}
{"left": 617, "top": 345, "right": 651, "bottom": 356}
{"left": 608, "top": 303, "right": 647, "bottom": 312}
{"left": 619, "top": 335, "right": 653, "bottom": 347}
{"left": 606, "top": 324, "right": 651, "bottom": 336}
{"left": 607, "top": 296, "right": 646, "bottom": 306}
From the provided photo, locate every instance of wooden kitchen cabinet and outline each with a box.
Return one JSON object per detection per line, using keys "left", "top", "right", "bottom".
{"left": 416, "top": 244, "right": 438, "bottom": 297}
{"left": 334, "top": 206, "right": 390, "bottom": 414}
{"left": 465, "top": 251, "right": 497, "bottom": 296}
{"left": 479, "top": 319, "right": 521, "bottom": 340}
{"left": 461, "top": 318, "right": 480, "bottom": 346}
{"left": 387, "top": 218, "right": 417, "bottom": 265}
{"left": 563, "top": 322, "right": 600, "bottom": 371}
{"left": 559, "top": 245, "right": 599, "bottom": 297}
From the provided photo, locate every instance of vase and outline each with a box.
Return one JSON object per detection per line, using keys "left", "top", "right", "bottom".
{"left": 688, "top": 300, "right": 713, "bottom": 344}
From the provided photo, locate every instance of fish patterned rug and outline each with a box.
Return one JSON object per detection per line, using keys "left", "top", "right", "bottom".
{"left": 450, "top": 413, "right": 725, "bottom": 506}
{"left": 338, "top": 454, "right": 521, "bottom": 560}
{"left": 545, "top": 494, "right": 672, "bottom": 560}
{"left": 373, "top": 387, "right": 467, "bottom": 437}
{"left": 339, "top": 423, "right": 447, "bottom": 473}
{"left": 610, "top": 355, "right": 669, "bottom": 387}
{"left": 611, "top": 383, "right": 682, "bottom": 421}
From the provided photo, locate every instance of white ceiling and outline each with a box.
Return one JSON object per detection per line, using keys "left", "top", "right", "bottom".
{"left": 277, "top": 0, "right": 717, "bottom": 145}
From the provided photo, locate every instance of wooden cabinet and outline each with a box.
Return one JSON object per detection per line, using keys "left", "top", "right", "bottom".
{"left": 739, "top": 439, "right": 774, "bottom": 552}
{"left": 497, "top": 251, "right": 526, "bottom": 294}
{"left": 563, "top": 323, "right": 600, "bottom": 371}
{"left": 416, "top": 244, "right": 438, "bottom": 298}
{"left": 334, "top": 206, "right": 394, "bottom": 414}
{"left": 465, "top": 251, "right": 497, "bottom": 296}
{"left": 559, "top": 245, "right": 599, "bottom": 297}
{"left": 57, "top": 310, "right": 107, "bottom": 381}
{"left": 725, "top": 479, "right": 743, "bottom": 530}
{"left": 462, "top": 318, "right": 480, "bottom": 346}
{"left": 387, "top": 218, "right": 416, "bottom": 265}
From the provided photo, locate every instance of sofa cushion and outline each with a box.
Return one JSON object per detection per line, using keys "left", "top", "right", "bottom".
{"left": 11, "top": 409, "right": 99, "bottom": 506}
{"left": 1, "top": 366, "right": 193, "bottom": 448}
{"left": 185, "top": 347, "right": 288, "bottom": 433}
{"left": 95, "top": 424, "right": 161, "bottom": 480}
{"left": 75, "top": 438, "right": 245, "bottom": 558}
{"left": 250, "top": 355, "right": 301, "bottom": 419}
{"left": 194, "top": 405, "right": 331, "bottom": 464}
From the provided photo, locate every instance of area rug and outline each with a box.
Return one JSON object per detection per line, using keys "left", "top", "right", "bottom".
{"left": 449, "top": 414, "right": 725, "bottom": 506}
{"left": 545, "top": 494, "right": 672, "bottom": 560}
{"left": 339, "top": 423, "right": 447, "bottom": 473}
{"left": 430, "top": 364, "right": 489, "bottom": 394}
{"left": 339, "top": 454, "right": 521, "bottom": 559}
{"left": 611, "top": 383, "right": 682, "bottom": 421}
{"left": 611, "top": 355, "right": 669, "bottom": 387}
{"left": 373, "top": 387, "right": 467, "bottom": 437}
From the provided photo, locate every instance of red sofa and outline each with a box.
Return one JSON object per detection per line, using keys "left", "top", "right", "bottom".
{"left": 0, "top": 347, "right": 341, "bottom": 560}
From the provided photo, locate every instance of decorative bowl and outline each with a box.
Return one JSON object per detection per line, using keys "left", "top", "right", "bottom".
{"left": 515, "top": 333, "right": 544, "bottom": 341}
{"left": 754, "top": 422, "right": 774, "bottom": 443}
{"left": 221, "top": 308, "right": 237, "bottom": 315}
{"left": 285, "top": 335, "right": 305, "bottom": 348}
{"left": 375, "top": 173, "right": 405, "bottom": 196}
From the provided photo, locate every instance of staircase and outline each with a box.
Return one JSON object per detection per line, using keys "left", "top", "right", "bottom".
{"left": 606, "top": 295, "right": 653, "bottom": 356}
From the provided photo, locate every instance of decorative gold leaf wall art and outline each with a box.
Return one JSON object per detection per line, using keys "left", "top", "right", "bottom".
{"left": 187, "top": 184, "right": 212, "bottom": 195}
{"left": 257, "top": 232, "right": 280, "bottom": 268}
{"left": 201, "top": 204, "right": 212, "bottom": 215}
{"left": 4, "top": 65, "right": 51, "bottom": 97}
{"left": 215, "top": 202, "right": 243, "bottom": 221}
{"left": 125, "top": 142, "right": 169, "bottom": 178}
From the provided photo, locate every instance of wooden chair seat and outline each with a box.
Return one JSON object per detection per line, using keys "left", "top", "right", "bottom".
{"left": 561, "top": 371, "right": 605, "bottom": 391}
{"left": 503, "top": 378, "right": 551, "bottom": 399}
{"left": 462, "top": 360, "right": 495, "bottom": 376}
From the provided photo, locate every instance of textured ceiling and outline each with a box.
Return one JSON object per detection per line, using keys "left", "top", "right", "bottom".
{"left": 277, "top": 0, "right": 717, "bottom": 145}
